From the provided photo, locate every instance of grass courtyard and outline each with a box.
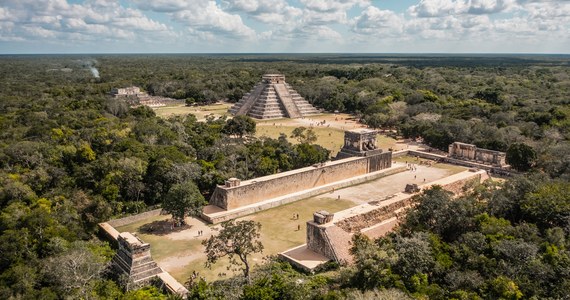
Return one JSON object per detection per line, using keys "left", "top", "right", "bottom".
{"left": 255, "top": 116, "right": 398, "bottom": 156}
{"left": 153, "top": 102, "right": 231, "bottom": 119}
{"left": 115, "top": 197, "right": 356, "bottom": 282}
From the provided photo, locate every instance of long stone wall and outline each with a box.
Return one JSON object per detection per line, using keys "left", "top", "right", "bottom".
{"left": 107, "top": 208, "right": 163, "bottom": 228}
{"left": 209, "top": 152, "right": 392, "bottom": 210}
{"left": 303, "top": 170, "right": 487, "bottom": 265}
{"left": 394, "top": 149, "right": 512, "bottom": 175}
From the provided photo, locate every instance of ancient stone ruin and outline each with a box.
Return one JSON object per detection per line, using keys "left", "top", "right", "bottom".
{"left": 336, "top": 128, "right": 383, "bottom": 159}
{"left": 206, "top": 152, "right": 392, "bottom": 213}
{"left": 111, "top": 86, "right": 145, "bottom": 97}
{"left": 404, "top": 183, "right": 420, "bottom": 193}
{"left": 448, "top": 142, "right": 507, "bottom": 167}
{"left": 110, "top": 86, "right": 181, "bottom": 108}
{"left": 229, "top": 74, "right": 319, "bottom": 119}
{"left": 281, "top": 169, "right": 490, "bottom": 270}
{"left": 112, "top": 232, "right": 163, "bottom": 289}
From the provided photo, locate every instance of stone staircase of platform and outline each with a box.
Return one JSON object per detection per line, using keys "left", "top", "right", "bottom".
{"left": 112, "top": 232, "right": 163, "bottom": 289}
{"left": 113, "top": 247, "right": 163, "bottom": 286}
{"left": 246, "top": 86, "right": 287, "bottom": 119}
{"left": 274, "top": 83, "right": 302, "bottom": 118}
{"left": 286, "top": 84, "right": 320, "bottom": 116}
{"left": 229, "top": 83, "right": 266, "bottom": 116}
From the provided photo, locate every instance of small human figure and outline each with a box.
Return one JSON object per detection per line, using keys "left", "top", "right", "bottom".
{"left": 297, "top": 224, "right": 301, "bottom": 231}
{"left": 414, "top": 175, "right": 416, "bottom": 179}
{"left": 423, "top": 178, "right": 426, "bottom": 182}
{"left": 337, "top": 195, "right": 341, "bottom": 200}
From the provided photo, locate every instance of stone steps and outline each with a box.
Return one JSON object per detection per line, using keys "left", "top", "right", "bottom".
{"left": 229, "top": 75, "right": 319, "bottom": 119}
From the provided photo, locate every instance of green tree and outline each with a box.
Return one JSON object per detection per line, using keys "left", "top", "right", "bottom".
{"left": 185, "top": 97, "right": 195, "bottom": 106}
{"left": 202, "top": 220, "right": 263, "bottom": 283}
{"left": 290, "top": 127, "right": 317, "bottom": 144}
{"left": 162, "top": 181, "right": 206, "bottom": 225}
{"left": 521, "top": 181, "right": 570, "bottom": 231}
{"left": 506, "top": 143, "right": 536, "bottom": 172}
{"left": 223, "top": 115, "right": 256, "bottom": 138}
{"left": 293, "top": 143, "right": 330, "bottom": 168}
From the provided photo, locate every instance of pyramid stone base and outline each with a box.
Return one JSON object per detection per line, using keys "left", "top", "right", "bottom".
{"left": 230, "top": 74, "right": 320, "bottom": 119}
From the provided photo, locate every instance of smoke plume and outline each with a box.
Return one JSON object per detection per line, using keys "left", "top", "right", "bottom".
{"left": 81, "top": 59, "right": 100, "bottom": 78}
{"left": 89, "top": 67, "right": 100, "bottom": 78}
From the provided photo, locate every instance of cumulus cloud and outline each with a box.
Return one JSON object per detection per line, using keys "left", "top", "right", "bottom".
{"left": 221, "top": 0, "right": 302, "bottom": 25}
{"left": 134, "top": 0, "right": 256, "bottom": 39}
{"left": 0, "top": 0, "right": 170, "bottom": 45}
{"left": 408, "top": 0, "right": 516, "bottom": 17}
{"left": 0, "top": 0, "right": 568, "bottom": 53}
{"left": 351, "top": 6, "right": 404, "bottom": 36}
{"left": 299, "top": 0, "right": 370, "bottom": 12}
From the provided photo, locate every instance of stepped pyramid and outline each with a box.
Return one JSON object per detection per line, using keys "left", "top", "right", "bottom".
{"left": 229, "top": 74, "right": 320, "bottom": 119}
{"left": 112, "top": 232, "right": 163, "bottom": 289}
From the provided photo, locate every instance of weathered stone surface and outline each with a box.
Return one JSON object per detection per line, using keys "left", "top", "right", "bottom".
{"left": 313, "top": 211, "right": 334, "bottom": 224}
{"left": 303, "top": 170, "right": 488, "bottom": 266}
{"left": 229, "top": 74, "right": 319, "bottom": 119}
{"left": 404, "top": 183, "right": 420, "bottom": 193}
{"left": 336, "top": 128, "right": 383, "bottom": 159}
{"left": 209, "top": 152, "right": 392, "bottom": 210}
{"left": 112, "top": 232, "right": 163, "bottom": 289}
{"left": 448, "top": 142, "right": 507, "bottom": 167}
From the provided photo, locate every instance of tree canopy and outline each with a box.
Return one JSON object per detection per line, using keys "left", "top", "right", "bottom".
{"left": 202, "top": 220, "right": 264, "bottom": 282}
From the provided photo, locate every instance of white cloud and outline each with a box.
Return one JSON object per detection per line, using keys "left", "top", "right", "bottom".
{"left": 351, "top": 6, "right": 404, "bottom": 36}
{"left": 134, "top": 0, "right": 192, "bottom": 13}
{"left": 0, "top": 0, "right": 568, "bottom": 53}
{"left": 467, "top": 0, "right": 515, "bottom": 14}
{"left": 0, "top": 0, "right": 171, "bottom": 45}
{"left": 408, "top": 0, "right": 465, "bottom": 17}
{"left": 299, "top": 0, "right": 369, "bottom": 12}
{"left": 408, "top": 0, "right": 516, "bottom": 17}
{"left": 171, "top": 1, "right": 255, "bottom": 38}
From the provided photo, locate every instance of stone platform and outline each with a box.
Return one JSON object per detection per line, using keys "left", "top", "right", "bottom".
{"left": 279, "top": 169, "right": 489, "bottom": 271}
{"left": 202, "top": 163, "right": 407, "bottom": 224}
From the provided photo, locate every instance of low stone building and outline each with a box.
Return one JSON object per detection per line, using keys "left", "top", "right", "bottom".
{"left": 448, "top": 142, "right": 507, "bottom": 167}
{"left": 111, "top": 86, "right": 145, "bottom": 97}
{"left": 336, "top": 128, "right": 382, "bottom": 159}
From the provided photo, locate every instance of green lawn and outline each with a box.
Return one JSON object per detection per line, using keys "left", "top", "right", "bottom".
{"left": 256, "top": 123, "right": 397, "bottom": 156}
{"left": 177, "top": 196, "right": 356, "bottom": 282}
{"left": 115, "top": 196, "right": 356, "bottom": 282}
{"left": 154, "top": 103, "right": 231, "bottom": 119}
{"left": 394, "top": 155, "right": 467, "bottom": 173}
{"left": 256, "top": 124, "right": 345, "bottom": 155}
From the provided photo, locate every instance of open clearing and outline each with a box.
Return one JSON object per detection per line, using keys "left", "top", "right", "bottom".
{"left": 153, "top": 102, "right": 231, "bottom": 120}
{"left": 154, "top": 103, "right": 399, "bottom": 156}
{"left": 117, "top": 197, "right": 356, "bottom": 282}
{"left": 255, "top": 114, "right": 398, "bottom": 155}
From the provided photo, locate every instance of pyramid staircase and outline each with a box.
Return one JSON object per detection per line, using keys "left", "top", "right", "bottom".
{"left": 112, "top": 232, "right": 163, "bottom": 289}
{"left": 229, "top": 74, "right": 320, "bottom": 119}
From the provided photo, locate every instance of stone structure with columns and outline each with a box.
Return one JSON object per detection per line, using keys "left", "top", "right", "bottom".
{"left": 448, "top": 142, "right": 507, "bottom": 167}
{"left": 336, "top": 128, "right": 383, "bottom": 159}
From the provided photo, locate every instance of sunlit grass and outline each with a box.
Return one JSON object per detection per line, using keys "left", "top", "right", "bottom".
{"left": 154, "top": 103, "right": 231, "bottom": 119}
{"left": 115, "top": 196, "right": 356, "bottom": 282}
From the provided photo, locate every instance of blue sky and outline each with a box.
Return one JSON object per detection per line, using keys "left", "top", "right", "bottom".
{"left": 0, "top": 0, "right": 568, "bottom": 54}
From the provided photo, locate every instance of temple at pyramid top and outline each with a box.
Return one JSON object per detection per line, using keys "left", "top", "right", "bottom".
{"left": 229, "top": 74, "right": 320, "bottom": 119}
